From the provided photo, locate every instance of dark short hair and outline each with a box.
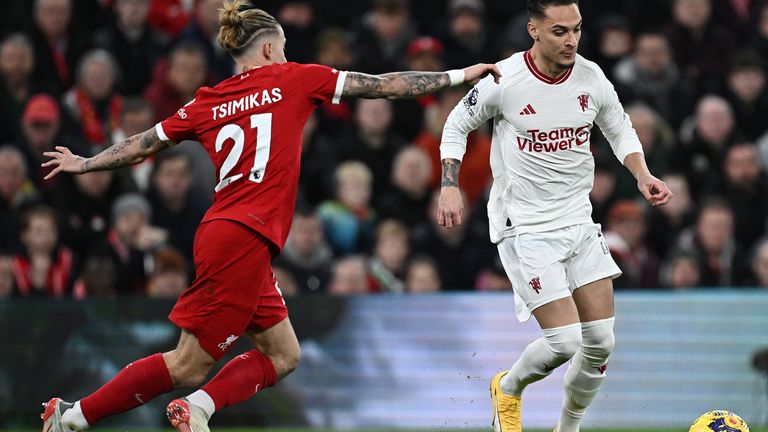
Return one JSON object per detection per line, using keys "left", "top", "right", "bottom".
{"left": 527, "top": 0, "right": 579, "bottom": 19}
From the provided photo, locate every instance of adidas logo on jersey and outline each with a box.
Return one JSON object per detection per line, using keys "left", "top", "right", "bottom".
{"left": 519, "top": 104, "right": 536, "bottom": 115}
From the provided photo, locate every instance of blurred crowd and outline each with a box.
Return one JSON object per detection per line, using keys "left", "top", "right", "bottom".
{"left": 1, "top": 0, "right": 768, "bottom": 300}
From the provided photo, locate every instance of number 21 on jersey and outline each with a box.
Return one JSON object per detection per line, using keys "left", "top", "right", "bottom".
{"left": 214, "top": 113, "right": 272, "bottom": 192}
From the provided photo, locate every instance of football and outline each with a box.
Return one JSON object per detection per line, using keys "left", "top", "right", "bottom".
{"left": 689, "top": 410, "right": 750, "bottom": 432}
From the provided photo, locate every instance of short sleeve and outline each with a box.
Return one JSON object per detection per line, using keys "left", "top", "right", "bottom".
{"left": 294, "top": 63, "right": 348, "bottom": 105}
{"left": 156, "top": 99, "right": 199, "bottom": 144}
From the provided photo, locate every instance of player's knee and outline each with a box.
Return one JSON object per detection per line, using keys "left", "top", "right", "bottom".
{"left": 274, "top": 345, "right": 301, "bottom": 378}
{"left": 581, "top": 318, "right": 615, "bottom": 365}
{"left": 545, "top": 322, "right": 582, "bottom": 362}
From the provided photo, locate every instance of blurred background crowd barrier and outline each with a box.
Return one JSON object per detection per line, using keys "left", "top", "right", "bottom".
{"left": 2, "top": 292, "right": 767, "bottom": 429}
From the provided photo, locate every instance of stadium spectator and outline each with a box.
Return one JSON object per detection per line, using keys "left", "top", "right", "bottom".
{"left": 716, "top": 142, "right": 768, "bottom": 251}
{"left": 146, "top": 0, "right": 192, "bottom": 39}
{"left": 146, "top": 246, "right": 188, "bottom": 299}
{"left": 0, "top": 146, "right": 40, "bottom": 251}
{"left": 273, "top": 206, "right": 333, "bottom": 295}
{"left": 440, "top": 0, "right": 495, "bottom": 70}
{"left": 645, "top": 173, "right": 697, "bottom": 258}
{"left": 72, "top": 251, "right": 117, "bottom": 299}
{"left": 94, "top": 0, "right": 168, "bottom": 96}
{"left": 756, "top": 1, "right": 768, "bottom": 61}
{"left": 328, "top": 255, "right": 371, "bottom": 295}
{"left": 659, "top": 250, "right": 702, "bottom": 289}
{"left": 612, "top": 103, "right": 672, "bottom": 199}
{"left": 664, "top": 0, "right": 737, "bottom": 94}
{"left": 143, "top": 41, "right": 208, "bottom": 122}
{"left": 414, "top": 86, "right": 491, "bottom": 205}
{"left": 29, "top": 0, "right": 90, "bottom": 97}
{"left": 179, "top": 0, "right": 234, "bottom": 83}
{"left": 604, "top": 200, "right": 660, "bottom": 288}
{"left": 672, "top": 95, "right": 740, "bottom": 197}
{"left": 591, "top": 14, "right": 633, "bottom": 83}
{"left": 51, "top": 169, "right": 136, "bottom": 258}
{"left": 18, "top": 94, "right": 85, "bottom": 193}
{"left": 390, "top": 36, "right": 447, "bottom": 141}
{"left": 145, "top": 149, "right": 207, "bottom": 265}
{"left": 376, "top": 146, "right": 433, "bottom": 226}
{"left": 337, "top": 98, "right": 407, "bottom": 196}
{"left": 314, "top": 28, "right": 353, "bottom": 71}
{"left": 318, "top": 161, "right": 377, "bottom": 255}
{"left": 672, "top": 198, "right": 750, "bottom": 286}
{"left": 88, "top": 193, "right": 165, "bottom": 295}
{"left": 0, "top": 34, "right": 38, "bottom": 144}
{"left": 411, "top": 190, "right": 488, "bottom": 289}
{"left": 298, "top": 112, "right": 337, "bottom": 206}
{"left": 62, "top": 50, "right": 122, "bottom": 150}
{"left": 351, "top": 0, "right": 415, "bottom": 74}
{"left": 113, "top": 97, "right": 155, "bottom": 191}
{"left": 368, "top": 219, "right": 409, "bottom": 293}
{"left": 474, "top": 254, "right": 513, "bottom": 291}
{"left": 404, "top": 254, "right": 442, "bottom": 293}
{"left": 277, "top": 1, "right": 320, "bottom": 64}
{"left": 750, "top": 237, "right": 768, "bottom": 287}
{"left": 11, "top": 205, "right": 75, "bottom": 298}
{"left": 612, "top": 31, "right": 696, "bottom": 129}
{"left": 722, "top": 51, "right": 768, "bottom": 141}
{"left": 589, "top": 159, "right": 618, "bottom": 225}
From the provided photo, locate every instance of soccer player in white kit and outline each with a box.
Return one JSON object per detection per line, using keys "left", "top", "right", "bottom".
{"left": 437, "top": 1, "right": 672, "bottom": 432}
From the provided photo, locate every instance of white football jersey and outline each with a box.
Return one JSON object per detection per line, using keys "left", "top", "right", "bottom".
{"left": 441, "top": 51, "right": 643, "bottom": 243}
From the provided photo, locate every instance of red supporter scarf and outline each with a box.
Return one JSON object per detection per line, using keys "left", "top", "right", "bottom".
{"left": 75, "top": 87, "right": 123, "bottom": 146}
{"left": 11, "top": 247, "right": 73, "bottom": 298}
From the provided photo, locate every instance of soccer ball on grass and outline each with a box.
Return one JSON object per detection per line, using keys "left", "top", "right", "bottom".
{"left": 689, "top": 410, "right": 749, "bottom": 432}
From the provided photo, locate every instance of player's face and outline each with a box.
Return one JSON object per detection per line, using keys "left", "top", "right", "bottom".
{"left": 530, "top": 4, "right": 582, "bottom": 69}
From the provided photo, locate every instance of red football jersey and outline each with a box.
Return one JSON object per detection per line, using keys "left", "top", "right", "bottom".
{"left": 156, "top": 62, "right": 348, "bottom": 251}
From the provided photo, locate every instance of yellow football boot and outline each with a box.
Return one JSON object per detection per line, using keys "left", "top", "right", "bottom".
{"left": 490, "top": 371, "right": 522, "bottom": 432}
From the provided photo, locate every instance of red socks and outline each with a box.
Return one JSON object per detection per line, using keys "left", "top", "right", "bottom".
{"left": 80, "top": 353, "right": 173, "bottom": 425}
{"left": 202, "top": 350, "right": 277, "bottom": 410}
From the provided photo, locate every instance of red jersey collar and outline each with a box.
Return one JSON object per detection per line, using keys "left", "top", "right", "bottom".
{"left": 524, "top": 50, "right": 573, "bottom": 85}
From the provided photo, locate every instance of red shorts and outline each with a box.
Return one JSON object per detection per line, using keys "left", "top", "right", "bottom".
{"left": 169, "top": 219, "right": 288, "bottom": 360}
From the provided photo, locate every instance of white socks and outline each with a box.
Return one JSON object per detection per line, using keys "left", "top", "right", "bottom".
{"left": 186, "top": 389, "right": 216, "bottom": 419}
{"left": 500, "top": 322, "right": 582, "bottom": 396}
{"left": 60, "top": 401, "right": 90, "bottom": 431}
{"left": 557, "top": 317, "right": 615, "bottom": 432}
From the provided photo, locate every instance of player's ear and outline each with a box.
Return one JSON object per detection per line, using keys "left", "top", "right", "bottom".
{"left": 528, "top": 20, "right": 539, "bottom": 41}
{"left": 262, "top": 41, "right": 273, "bottom": 61}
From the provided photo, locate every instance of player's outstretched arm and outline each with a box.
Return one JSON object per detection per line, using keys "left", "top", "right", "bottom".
{"left": 42, "top": 128, "right": 175, "bottom": 180}
{"left": 437, "top": 158, "right": 464, "bottom": 228}
{"left": 342, "top": 63, "right": 501, "bottom": 99}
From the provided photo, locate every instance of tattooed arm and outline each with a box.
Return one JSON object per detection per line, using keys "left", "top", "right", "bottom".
{"left": 342, "top": 63, "right": 501, "bottom": 99}
{"left": 437, "top": 158, "right": 464, "bottom": 228}
{"left": 42, "top": 128, "right": 175, "bottom": 179}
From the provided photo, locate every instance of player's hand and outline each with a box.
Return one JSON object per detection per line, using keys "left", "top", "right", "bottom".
{"left": 637, "top": 174, "right": 673, "bottom": 206}
{"left": 462, "top": 63, "right": 502, "bottom": 85}
{"left": 41, "top": 146, "right": 87, "bottom": 180}
{"left": 438, "top": 186, "right": 464, "bottom": 228}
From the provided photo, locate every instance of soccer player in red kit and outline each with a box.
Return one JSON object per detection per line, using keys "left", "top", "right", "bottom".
{"left": 39, "top": 1, "right": 501, "bottom": 432}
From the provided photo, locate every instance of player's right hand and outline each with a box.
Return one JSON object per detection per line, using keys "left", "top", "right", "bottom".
{"left": 437, "top": 186, "right": 464, "bottom": 228}
{"left": 463, "top": 63, "right": 502, "bottom": 85}
{"left": 41, "top": 146, "right": 87, "bottom": 180}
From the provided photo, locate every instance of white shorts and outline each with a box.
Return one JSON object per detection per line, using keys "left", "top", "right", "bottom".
{"left": 497, "top": 223, "right": 621, "bottom": 322}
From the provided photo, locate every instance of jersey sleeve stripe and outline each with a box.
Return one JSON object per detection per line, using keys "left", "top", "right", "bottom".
{"left": 332, "top": 70, "right": 348, "bottom": 105}
{"left": 155, "top": 123, "right": 170, "bottom": 141}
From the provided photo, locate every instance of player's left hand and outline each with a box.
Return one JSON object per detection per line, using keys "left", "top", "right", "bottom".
{"left": 637, "top": 175, "right": 672, "bottom": 206}
{"left": 462, "top": 63, "right": 502, "bottom": 85}
{"left": 41, "top": 146, "right": 87, "bottom": 180}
